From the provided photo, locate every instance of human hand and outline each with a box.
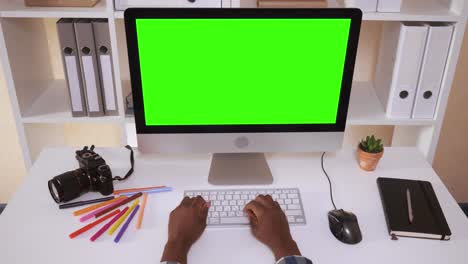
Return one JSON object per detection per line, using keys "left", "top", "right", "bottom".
{"left": 161, "top": 196, "right": 210, "bottom": 264}
{"left": 244, "top": 195, "right": 301, "bottom": 260}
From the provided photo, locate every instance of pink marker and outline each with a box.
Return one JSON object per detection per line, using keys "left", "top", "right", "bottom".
{"left": 90, "top": 206, "right": 129, "bottom": 242}
{"left": 80, "top": 199, "right": 125, "bottom": 222}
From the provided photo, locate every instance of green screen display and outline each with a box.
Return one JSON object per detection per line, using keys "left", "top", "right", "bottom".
{"left": 136, "top": 18, "right": 351, "bottom": 126}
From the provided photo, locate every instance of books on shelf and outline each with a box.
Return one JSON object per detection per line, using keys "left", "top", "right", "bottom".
{"left": 258, "top": 0, "right": 328, "bottom": 8}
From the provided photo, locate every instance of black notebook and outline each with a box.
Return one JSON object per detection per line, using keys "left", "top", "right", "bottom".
{"left": 377, "top": 177, "right": 451, "bottom": 240}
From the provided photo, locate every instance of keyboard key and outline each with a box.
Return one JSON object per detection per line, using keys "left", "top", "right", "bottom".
{"left": 227, "top": 191, "right": 233, "bottom": 195}
{"left": 225, "top": 195, "right": 232, "bottom": 200}
{"left": 213, "top": 201, "right": 220, "bottom": 206}
{"left": 296, "top": 218, "right": 305, "bottom": 223}
{"left": 220, "top": 217, "right": 249, "bottom": 225}
{"left": 212, "top": 212, "right": 219, "bottom": 217}
{"left": 285, "top": 210, "right": 302, "bottom": 216}
{"left": 283, "top": 190, "right": 290, "bottom": 194}
{"left": 222, "top": 200, "right": 229, "bottom": 206}
{"left": 216, "top": 206, "right": 223, "bottom": 212}
{"left": 224, "top": 206, "right": 231, "bottom": 211}
{"left": 236, "top": 211, "right": 245, "bottom": 217}
{"left": 230, "top": 200, "right": 237, "bottom": 206}
{"left": 241, "top": 195, "right": 248, "bottom": 200}
{"left": 291, "top": 189, "right": 298, "bottom": 193}
{"left": 275, "top": 190, "right": 282, "bottom": 194}
{"left": 266, "top": 190, "right": 273, "bottom": 194}
{"left": 218, "top": 195, "right": 225, "bottom": 200}
{"left": 232, "top": 206, "right": 239, "bottom": 211}
{"left": 280, "top": 204, "right": 287, "bottom": 210}
{"left": 233, "top": 195, "right": 240, "bottom": 200}
{"left": 272, "top": 194, "right": 279, "bottom": 200}
{"left": 248, "top": 194, "right": 255, "bottom": 200}
{"left": 220, "top": 212, "right": 227, "bottom": 217}
{"left": 277, "top": 199, "right": 284, "bottom": 205}
{"left": 195, "top": 192, "right": 202, "bottom": 196}
{"left": 210, "top": 195, "right": 217, "bottom": 201}
{"left": 288, "top": 204, "right": 301, "bottom": 210}
{"left": 292, "top": 199, "right": 300, "bottom": 204}
{"left": 237, "top": 200, "right": 245, "bottom": 206}
{"left": 285, "top": 199, "right": 292, "bottom": 204}
{"left": 287, "top": 216, "right": 296, "bottom": 223}
{"left": 202, "top": 192, "right": 209, "bottom": 195}
{"left": 228, "top": 211, "right": 236, "bottom": 217}
{"left": 186, "top": 192, "right": 193, "bottom": 196}
{"left": 203, "top": 195, "right": 209, "bottom": 201}
{"left": 288, "top": 193, "right": 298, "bottom": 199}
{"left": 234, "top": 191, "right": 241, "bottom": 195}
{"left": 280, "top": 194, "right": 287, "bottom": 199}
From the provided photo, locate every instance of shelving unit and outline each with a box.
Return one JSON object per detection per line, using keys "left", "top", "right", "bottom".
{"left": 0, "top": 0, "right": 466, "bottom": 169}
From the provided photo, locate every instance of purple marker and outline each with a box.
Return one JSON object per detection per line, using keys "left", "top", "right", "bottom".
{"left": 114, "top": 204, "right": 140, "bottom": 243}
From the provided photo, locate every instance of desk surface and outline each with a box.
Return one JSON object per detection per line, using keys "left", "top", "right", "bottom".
{"left": 1, "top": 147, "right": 467, "bottom": 264}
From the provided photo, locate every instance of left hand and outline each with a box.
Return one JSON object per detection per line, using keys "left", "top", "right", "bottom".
{"left": 161, "top": 196, "right": 210, "bottom": 264}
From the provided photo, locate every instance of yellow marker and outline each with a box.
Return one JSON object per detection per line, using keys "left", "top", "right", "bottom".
{"left": 108, "top": 199, "right": 139, "bottom": 235}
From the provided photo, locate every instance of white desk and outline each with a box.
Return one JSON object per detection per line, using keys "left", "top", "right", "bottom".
{"left": 1, "top": 147, "right": 467, "bottom": 264}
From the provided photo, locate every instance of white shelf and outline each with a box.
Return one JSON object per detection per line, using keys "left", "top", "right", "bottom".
{"left": 347, "top": 82, "right": 436, "bottom": 126}
{"left": 0, "top": 1, "right": 108, "bottom": 18}
{"left": 20, "top": 79, "right": 122, "bottom": 124}
{"left": 115, "top": 10, "right": 124, "bottom": 19}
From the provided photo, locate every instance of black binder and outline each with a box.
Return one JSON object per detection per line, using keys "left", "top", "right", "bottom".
{"left": 377, "top": 177, "right": 451, "bottom": 240}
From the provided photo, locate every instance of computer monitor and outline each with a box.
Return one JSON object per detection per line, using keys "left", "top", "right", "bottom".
{"left": 125, "top": 8, "right": 362, "bottom": 185}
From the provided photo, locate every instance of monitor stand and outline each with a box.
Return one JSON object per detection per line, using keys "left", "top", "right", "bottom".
{"left": 208, "top": 153, "right": 273, "bottom": 185}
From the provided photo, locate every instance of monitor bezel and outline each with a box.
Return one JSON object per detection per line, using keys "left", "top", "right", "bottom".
{"left": 125, "top": 8, "right": 362, "bottom": 134}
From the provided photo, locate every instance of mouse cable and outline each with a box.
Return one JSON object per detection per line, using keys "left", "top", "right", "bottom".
{"left": 321, "top": 152, "right": 337, "bottom": 210}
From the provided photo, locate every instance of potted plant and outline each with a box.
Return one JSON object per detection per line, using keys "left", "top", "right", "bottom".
{"left": 357, "top": 135, "right": 384, "bottom": 171}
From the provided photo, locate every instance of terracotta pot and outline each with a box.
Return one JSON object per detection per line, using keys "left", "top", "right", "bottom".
{"left": 357, "top": 145, "right": 384, "bottom": 171}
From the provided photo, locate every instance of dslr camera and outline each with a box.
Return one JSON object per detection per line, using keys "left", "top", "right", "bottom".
{"left": 48, "top": 145, "right": 114, "bottom": 203}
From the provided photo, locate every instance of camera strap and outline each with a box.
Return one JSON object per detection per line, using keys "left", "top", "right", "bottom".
{"left": 112, "top": 145, "right": 134, "bottom": 181}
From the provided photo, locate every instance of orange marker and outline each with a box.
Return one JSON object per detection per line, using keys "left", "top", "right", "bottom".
{"left": 136, "top": 193, "right": 148, "bottom": 229}
{"left": 73, "top": 196, "right": 125, "bottom": 216}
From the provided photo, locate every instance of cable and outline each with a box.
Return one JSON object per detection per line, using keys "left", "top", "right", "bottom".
{"left": 321, "top": 152, "right": 337, "bottom": 210}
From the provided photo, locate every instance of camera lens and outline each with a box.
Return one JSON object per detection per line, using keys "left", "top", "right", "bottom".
{"left": 47, "top": 169, "right": 91, "bottom": 203}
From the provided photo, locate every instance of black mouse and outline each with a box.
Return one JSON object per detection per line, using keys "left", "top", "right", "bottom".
{"left": 328, "top": 209, "right": 362, "bottom": 244}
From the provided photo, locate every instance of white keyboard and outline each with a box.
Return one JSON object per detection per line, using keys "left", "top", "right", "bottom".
{"left": 184, "top": 188, "right": 306, "bottom": 226}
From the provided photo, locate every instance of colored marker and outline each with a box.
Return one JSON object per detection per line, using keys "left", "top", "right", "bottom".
{"left": 80, "top": 198, "right": 127, "bottom": 222}
{"left": 90, "top": 207, "right": 129, "bottom": 242}
{"left": 108, "top": 200, "right": 139, "bottom": 235}
{"left": 73, "top": 196, "right": 125, "bottom": 216}
{"left": 115, "top": 205, "right": 140, "bottom": 243}
{"left": 69, "top": 209, "right": 120, "bottom": 239}
{"left": 119, "top": 187, "right": 172, "bottom": 196}
{"left": 60, "top": 196, "right": 115, "bottom": 209}
{"left": 136, "top": 193, "right": 148, "bottom": 229}
{"left": 95, "top": 192, "right": 142, "bottom": 218}
{"left": 113, "top": 185, "right": 166, "bottom": 195}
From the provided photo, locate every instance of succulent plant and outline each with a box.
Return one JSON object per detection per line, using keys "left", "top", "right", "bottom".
{"left": 359, "top": 135, "right": 383, "bottom": 154}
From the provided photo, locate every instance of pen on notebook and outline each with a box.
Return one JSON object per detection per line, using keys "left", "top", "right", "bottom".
{"left": 59, "top": 196, "right": 115, "bottom": 209}
{"left": 406, "top": 188, "right": 414, "bottom": 224}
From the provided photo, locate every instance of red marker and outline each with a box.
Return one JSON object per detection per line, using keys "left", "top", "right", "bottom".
{"left": 69, "top": 209, "right": 120, "bottom": 239}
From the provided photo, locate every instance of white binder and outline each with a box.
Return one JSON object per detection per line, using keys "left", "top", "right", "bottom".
{"left": 344, "top": 0, "right": 377, "bottom": 12}
{"left": 375, "top": 22, "right": 428, "bottom": 119}
{"left": 74, "top": 19, "right": 105, "bottom": 117}
{"left": 56, "top": 18, "right": 87, "bottom": 117}
{"left": 92, "top": 19, "right": 118, "bottom": 116}
{"left": 412, "top": 23, "right": 453, "bottom": 119}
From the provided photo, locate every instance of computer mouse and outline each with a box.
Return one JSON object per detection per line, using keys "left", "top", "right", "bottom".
{"left": 328, "top": 209, "right": 362, "bottom": 244}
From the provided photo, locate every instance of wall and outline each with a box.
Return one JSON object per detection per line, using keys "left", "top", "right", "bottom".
{"left": 0, "top": 54, "right": 26, "bottom": 203}
{"left": 433, "top": 25, "right": 468, "bottom": 202}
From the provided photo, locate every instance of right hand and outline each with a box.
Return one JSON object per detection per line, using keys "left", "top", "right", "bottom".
{"left": 244, "top": 195, "right": 301, "bottom": 260}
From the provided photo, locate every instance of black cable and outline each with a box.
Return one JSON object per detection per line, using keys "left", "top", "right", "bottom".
{"left": 321, "top": 152, "right": 337, "bottom": 210}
